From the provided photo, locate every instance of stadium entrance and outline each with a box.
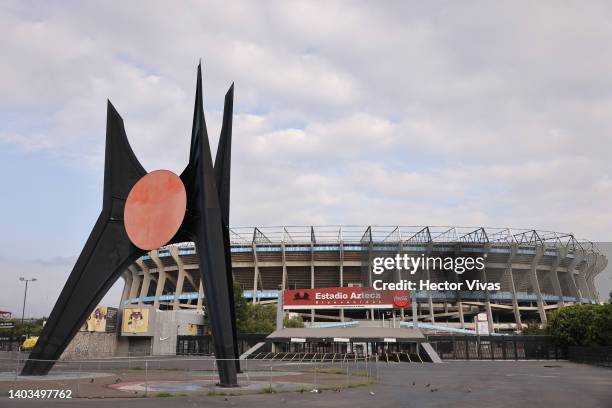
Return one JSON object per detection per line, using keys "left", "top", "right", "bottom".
{"left": 251, "top": 287, "right": 442, "bottom": 363}
{"left": 264, "top": 326, "right": 426, "bottom": 362}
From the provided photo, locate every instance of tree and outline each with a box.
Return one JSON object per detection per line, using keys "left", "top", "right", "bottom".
{"left": 233, "top": 283, "right": 249, "bottom": 332}
{"left": 0, "top": 318, "right": 45, "bottom": 339}
{"left": 233, "top": 284, "right": 277, "bottom": 334}
{"left": 546, "top": 304, "right": 612, "bottom": 347}
{"left": 240, "top": 303, "right": 277, "bottom": 333}
{"left": 284, "top": 315, "right": 304, "bottom": 328}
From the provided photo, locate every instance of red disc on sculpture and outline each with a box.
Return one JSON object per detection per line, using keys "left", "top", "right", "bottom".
{"left": 124, "top": 170, "right": 187, "bottom": 250}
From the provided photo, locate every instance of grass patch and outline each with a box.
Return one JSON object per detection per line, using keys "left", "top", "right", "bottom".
{"left": 316, "top": 367, "right": 369, "bottom": 377}
{"left": 346, "top": 379, "right": 376, "bottom": 388}
{"left": 316, "top": 367, "right": 345, "bottom": 375}
{"left": 155, "top": 392, "right": 173, "bottom": 397}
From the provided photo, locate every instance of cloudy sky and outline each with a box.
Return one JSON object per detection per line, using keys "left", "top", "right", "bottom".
{"left": 1, "top": 1, "right": 611, "bottom": 317}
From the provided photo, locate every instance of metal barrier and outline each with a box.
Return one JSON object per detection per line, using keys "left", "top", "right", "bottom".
{"left": 0, "top": 355, "right": 378, "bottom": 399}
{"left": 176, "top": 334, "right": 268, "bottom": 356}
{"left": 426, "top": 335, "right": 565, "bottom": 360}
{"left": 567, "top": 346, "right": 612, "bottom": 368}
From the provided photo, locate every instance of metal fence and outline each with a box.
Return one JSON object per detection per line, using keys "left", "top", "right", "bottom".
{"left": 0, "top": 355, "right": 378, "bottom": 399}
{"left": 426, "top": 335, "right": 565, "bottom": 360}
{"left": 567, "top": 346, "right": 612, "bottom": 368}
{"left": 176, "top": 334, "right": 267, "bottom": 356}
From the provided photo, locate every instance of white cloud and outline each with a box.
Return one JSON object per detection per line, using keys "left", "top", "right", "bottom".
{"left": 1, "top": 1, "right": 612, "bottom": 313}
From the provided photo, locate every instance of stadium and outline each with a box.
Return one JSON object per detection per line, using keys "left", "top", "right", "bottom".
{"left": 118, "top": 225, "right": 606, "bottom": 335}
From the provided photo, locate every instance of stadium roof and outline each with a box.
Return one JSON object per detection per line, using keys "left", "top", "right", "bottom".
{"left": 225, "top": 226, "right": 602, "bottom": 253}
{"left": 160, "top": 225, "right": 603, "bottom": 256}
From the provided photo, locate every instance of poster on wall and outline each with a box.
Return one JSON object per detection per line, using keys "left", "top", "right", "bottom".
{"left": 104, "top": 307, "right": 118, "bottom": 333}
{"left": 186, "top": 323, "right": 199, "bottom": 336}
{"left": 80, "top": 306, "right": 118, "bottom": 333}
{"left": 122, "top": 308, "right": 149, "bottom": 334}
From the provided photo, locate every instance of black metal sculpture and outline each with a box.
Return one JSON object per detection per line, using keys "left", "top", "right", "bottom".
{"left": 22, "top": 64, "right": 239, "bottom": 386}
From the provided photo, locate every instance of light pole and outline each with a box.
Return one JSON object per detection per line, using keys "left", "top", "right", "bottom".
{"left": 19, "top": 277, "right": 37, "bottom": 324}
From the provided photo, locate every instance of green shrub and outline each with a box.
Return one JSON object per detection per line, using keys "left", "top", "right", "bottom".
{"left": 233, "top": 284, "right": 277, "bottom": 334}
{"left": 546, "top": 304, "right": 612, "bottom": 347}
{"left": 284, "top": 315, "right": 304, "bottom": 328}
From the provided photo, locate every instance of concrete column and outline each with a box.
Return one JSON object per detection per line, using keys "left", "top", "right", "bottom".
{"left": 579, "top": 258, "right": 595, "bottom": 302}
{"left": 585, "top": 255, "right": 598, "bottom": 301}
{"left": 281, "top": 242, "right": 287, "bottom": 290}
{"left": 310, "top": 243, "right": 315, "bottom": 323}
{"left": 585, "top": 260, "right": 600, "bottom": 302}
{"left": 506, "top": 245, "right": 522, "bottom": 332}
{"left": 411, "top": 291, "right": 418, "bottom": 328}
{"left": 119, "top": 271, "right": 133, "bottom": 311}
{"left": 276, "top": 294, "right": 284, "bottom": 330}
{"left": 171, "top": 247, "right": 186, "bottom": 310}
{"left": 310, "top": 243, "right": 315, "bottom": 289}
{"left": 397, "top": 240, "right": 405, "bottom": 320}
{"left": 549, "top": 249, "right": 565, "bottom": 307}
{"left": 426, "top": 244, "right": 434, "bottom": 323}
{"left": 128, "top": 265, "right": 142, "bottom": 301}
{"left": 426, "top": 267, "right": 435, "bottom": 323}
{"left": 451, "top": 256, "right": 465, "bottom": 328}
{"left": 584, "top": 257, "right": 599, "bottom": 301}
{"left": 365, "top": 240, "right": 373, "bottom": 287}
{"left": 566, "top": 253, "right": 584, "bottom": 302}
{"left": 586, "top": 278, "right": 597, "bottom": 302}
{"left": 480, "top": 244, "right": 494, "bottom": 333}
{"left": 528, "top": 246, "right": 546, "bottom": 323}
{"left": 196, "top": 281, "right": 204, "bottom": 310}
{"left": 457, "top": 298, "right": 465, "bottom": 328}
{"left": 594, "top": 256, "right": 606, "bottom": 300}
{"left": 151, "top": 250, "right": 167, "bottom": 309}
{"left": 137, "top": 258, "right": 152, "bottom": 306}
{"left": 252, "top": 243, "right": 259, "bottom": 304}
{"left": 339, "top": 240, "right": 345, "bottom": 322}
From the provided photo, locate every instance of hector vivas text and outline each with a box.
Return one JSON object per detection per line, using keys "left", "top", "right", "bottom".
{"left": 371, "top": 254, "right": 501, "bottom": 291}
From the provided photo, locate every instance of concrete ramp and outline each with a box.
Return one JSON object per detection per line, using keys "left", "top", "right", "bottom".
{"left": 420, "top": 342, "right": 442, "bottom": 363}
{"left": 240, "top": 342, "right": 266, "bottom": 360}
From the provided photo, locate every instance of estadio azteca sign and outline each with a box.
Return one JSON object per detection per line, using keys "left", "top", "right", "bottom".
{"left": 283, "top": 287, "right": 410, "bottom": 310}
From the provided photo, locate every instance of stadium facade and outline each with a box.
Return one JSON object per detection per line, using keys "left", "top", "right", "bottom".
{"left": 119, "top": 225, "right": 607, "bottom": 333}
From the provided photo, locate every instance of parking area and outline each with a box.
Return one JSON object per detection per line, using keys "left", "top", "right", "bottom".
{"left": 1, "top": 360, "right": 611, "bottom": 408}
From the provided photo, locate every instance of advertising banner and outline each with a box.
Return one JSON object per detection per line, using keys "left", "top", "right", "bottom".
{"left": 80, "top": 306, "right": 118, "bottom": 333}
{"left": 122, "top": 308, "right": 150, "bottom": 334}
{"left": 105, "top": 307, "right": 118, "bottom": 333}
{"left": 283, "top": 287, "right": 410, "bottom": 310}
{"left": 184, "top": 324, "right": 194, "bottom": 336}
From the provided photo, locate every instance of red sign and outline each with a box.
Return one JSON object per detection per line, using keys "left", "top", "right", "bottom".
{"left": 283, "top": 287, "right": 410, "bottom": 310}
